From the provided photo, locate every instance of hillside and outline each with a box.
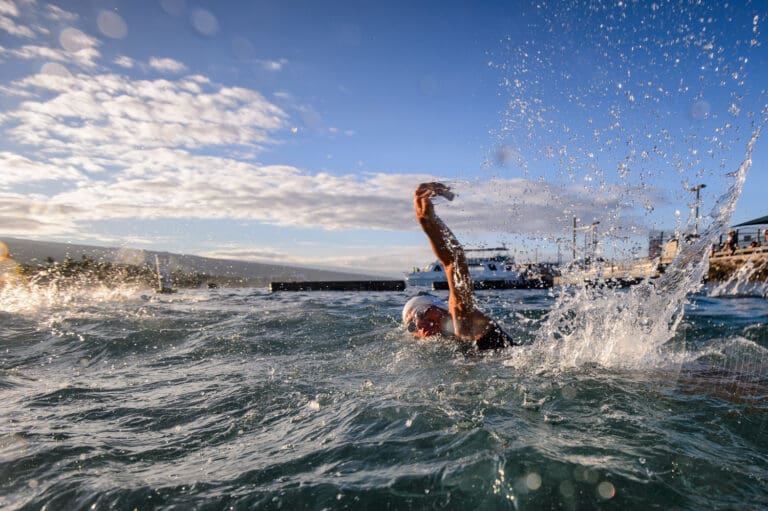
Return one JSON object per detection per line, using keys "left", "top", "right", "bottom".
{"left": 1, "top": 237, "right": 392, "bottom": 287}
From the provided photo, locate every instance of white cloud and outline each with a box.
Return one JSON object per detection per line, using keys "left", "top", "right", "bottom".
{"left": 149, "top": 57, "right": 187, "bottom": 73}
{"left": 328, "top": 127, "right": 355, "bottom": 137}
{"left": 0, "top": 133, "right": 659, "bottom": 274}
{"left": 0, "top": 139, "right": 658, "bottom": 239}
{"left": 0, "top": 32, "right": 100, "bottom": 69}
{"left": 58, "top": 27, "right": 96, "bottom": 52}
{"left": 113, "top": 55, "right": 134, "bottom": 68}
{"left": 0, "top": 193, "right": 84, "bottom": 237}
{"left": 0, "top": 65, "right": 658, "bottom": 241}
{"left": 1, "top": 72, "right": 287, "bottom": 152}
{"left": 44, "top": 4, "right": 78, "bottom": 22}
{"left": 0, "top": 2, "right": 78, "bottom": 39}
{"left": 0, "top": 152, "right": 88, "bottom": 189}
{"left": 0, "top": 45, "right": 662, "bottom": 271}
{"left": 0, "top": 1, "right": 20, "bottom": 17}
{"left": 258, "top": 58, "right": 288, "bottom": 71}
{"left": 0, "top": 3, "right": 34, "bottom": 37}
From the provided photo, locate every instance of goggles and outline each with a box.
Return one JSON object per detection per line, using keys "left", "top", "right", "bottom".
{"left": 406, "top": 305, "right": 440, "bottom": 333}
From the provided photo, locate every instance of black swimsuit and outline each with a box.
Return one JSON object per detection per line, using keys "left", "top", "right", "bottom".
{"left": 475, "top": 322, "right": 516, "bottom": 350}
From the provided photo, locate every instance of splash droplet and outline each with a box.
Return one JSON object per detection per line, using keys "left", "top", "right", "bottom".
{"left": 597, "top": 481, "right": 616, "bottom": 499}
{"left": 59, "top": 28, "right": 91, "bottom": 52}
{"left": 40, "top": 62, "right": 71, "bottom": 77}
{"left": 525, "top": 472, "right": 542, "bottom": 490}
{"left": 97, "top": 10, "right": 128, "bottom": 39}
{"left": 190, "top": 8, "right": 219, "bottom": 36}
{"left": 159, "top": 0, "right": 185, "bottom": 16}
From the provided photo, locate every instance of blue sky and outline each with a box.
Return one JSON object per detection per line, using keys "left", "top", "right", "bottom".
{"left": 0, "top": 0, "right": 766, "bottom": 276}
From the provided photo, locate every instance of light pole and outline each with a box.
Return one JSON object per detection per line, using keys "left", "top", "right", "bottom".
{"left": 572, "top": 217, "right": 577, "bottom": 261}
{"left": 591, "top": 221, "right": 600, "bottom": 259}
{"left": 688, "top": 184, "right": 706, "bottom": 236}
{"left": 583, "top": 220, "right": 600, "bottom": 265}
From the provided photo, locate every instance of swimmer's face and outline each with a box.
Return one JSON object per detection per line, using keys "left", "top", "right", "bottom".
{"left": 405, "top": 305, "right": 449, "bottom": 338}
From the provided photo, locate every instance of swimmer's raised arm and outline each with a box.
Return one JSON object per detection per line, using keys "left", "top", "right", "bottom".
{"left": 413, "top": 182, "right": 464, "bottom": 271}
{"left": 413, "top": 182, "right": 490, "bottom": 340}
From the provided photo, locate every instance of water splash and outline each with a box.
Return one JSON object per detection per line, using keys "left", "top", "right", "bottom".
{"left": 487, "top": 1, "right": 766, "bottom": 370}
{"left": 535, "top": 126, "right": 762, "bottom": 370}
{"left": 0, "top": 279, "right": 144, "bottom": 315}
{"left": 707, "top": 258, "right": 768, "bottom": 298}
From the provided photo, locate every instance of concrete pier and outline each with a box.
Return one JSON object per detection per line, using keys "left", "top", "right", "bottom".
{"left": 270, "top": 280, "right": 406, "bottom": 292}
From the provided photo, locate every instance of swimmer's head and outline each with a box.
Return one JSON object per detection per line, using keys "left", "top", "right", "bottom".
{"left": 402, "top": 294, "right": 450, "bottom": 338}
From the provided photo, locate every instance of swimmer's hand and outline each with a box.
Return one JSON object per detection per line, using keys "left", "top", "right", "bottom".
{"left": 415, "top": 182, "right": 454, "bottom": 202}
{"left": 414, "top": 182, "right": 455, "bottom": 224}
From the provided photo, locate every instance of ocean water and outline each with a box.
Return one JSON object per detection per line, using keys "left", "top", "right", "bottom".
{"left": 1, "top": 284, "right": 766, "bottom": 510}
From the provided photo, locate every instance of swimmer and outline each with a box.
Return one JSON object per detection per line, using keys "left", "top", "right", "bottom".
{"left": 403, "top": 182, "right": 515, "bottom": 351}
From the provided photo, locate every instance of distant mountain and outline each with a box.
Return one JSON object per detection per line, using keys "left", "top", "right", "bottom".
{"left": 1, "top": 237, "right": 391, "bottom": 286}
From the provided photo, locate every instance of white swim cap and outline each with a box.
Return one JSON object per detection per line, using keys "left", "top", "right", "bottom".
{"left": 402, "top": 294, "right": 448, "bottom": 323}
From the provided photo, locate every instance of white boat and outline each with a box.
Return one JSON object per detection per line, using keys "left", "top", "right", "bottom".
{"left": 405, "top": 247, "right": 527, "bottom": 288}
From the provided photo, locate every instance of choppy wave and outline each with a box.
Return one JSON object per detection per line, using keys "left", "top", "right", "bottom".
{"left": 1, "top": 286, "right": 766, "bottom": 510}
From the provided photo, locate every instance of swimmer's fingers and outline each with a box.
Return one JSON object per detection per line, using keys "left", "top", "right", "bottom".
{"left": 415, "top": 183, "right": 435, "bottom": 200}
{"left": 415, "top": 182, "right": 450, "bottom": 199}
{"left": 432, "top": 183, "right": 452, "bottom": 199}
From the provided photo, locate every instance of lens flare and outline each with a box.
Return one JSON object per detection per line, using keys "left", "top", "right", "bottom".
{"left": 97, "top": 10, "right": 128, "bottom": 39}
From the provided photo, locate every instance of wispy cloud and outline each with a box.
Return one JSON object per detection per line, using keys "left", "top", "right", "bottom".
{"left": 0, "top": 0, "right": 20, "bottom": 17}
{"left": 0, "top": 14, "right": 33, "bottom": 37}
{"left": 0, "top": 0, "right": 34, "bottom": 38}
{"left": 44, "top": 4, "right": 78, "bottom": 23}
{"left": 0, "top": 134, "right": 657, "bottom": 243}
{"left": 258, "top": 58, "right": 288, "bottom": 71}
{"left": 149, "top": 57, "right": 187, "bottom": 73}
{"left": 0, "top": 25, "right": 101, "bottom": 69}
{"left": 1, "top": 72, "right": 287, "bottom": 152}
{"left": 114, "top": 55, "right": 134, "bottom": 68}
{"left": 1, "top": 42, "right": 99, "bottom": 69}
{"left": 0, "top": 66, "right": 656, "bottom": 244}
{"left": 0, "top": 152, "right": 88, "bottom": 188}
{"left": 0, "top": 192, "right": 84, "bottom": 237}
